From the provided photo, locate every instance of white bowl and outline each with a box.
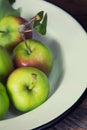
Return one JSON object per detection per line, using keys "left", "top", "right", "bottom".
{"left": 0, "top": 0, "right": 87, "bottom": 130}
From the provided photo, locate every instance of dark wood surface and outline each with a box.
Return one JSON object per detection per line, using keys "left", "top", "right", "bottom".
{"left": 44, "top": 1, "right": 87, "bottom": 130}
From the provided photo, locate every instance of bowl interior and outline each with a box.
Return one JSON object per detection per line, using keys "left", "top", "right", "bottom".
{"left": 5, "top": 31, "right": 64, "bottom": 120}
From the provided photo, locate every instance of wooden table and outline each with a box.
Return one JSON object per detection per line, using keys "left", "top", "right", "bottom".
{"left": 43, "top": 1, "right": 87, "bottom": 130}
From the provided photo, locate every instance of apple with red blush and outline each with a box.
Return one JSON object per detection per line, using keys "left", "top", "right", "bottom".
{"left": 13, "top": 39, "right": 54, "bottom": 75}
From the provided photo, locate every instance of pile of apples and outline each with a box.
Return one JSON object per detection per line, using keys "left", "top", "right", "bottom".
{"left": 0, "top": 13, "right": 54, "bottom": 119}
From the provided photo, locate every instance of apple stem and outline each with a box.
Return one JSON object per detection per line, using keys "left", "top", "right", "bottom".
{"left": 25, "top": 73, "right": 37, "bottom": 91}
{"left": 18, "top": 14, "right": 41, "bottom": 54}
{"left": 29, "top": 73, "right": 37, "bottom": 90}
{"left": 0, "top": 30, "right": 7, "bottom": 34}
{"left": 21, "top": 33, "right": 32, "bottom": 54}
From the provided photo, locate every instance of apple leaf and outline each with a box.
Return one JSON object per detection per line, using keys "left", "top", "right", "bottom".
{"left": 33, "top": 11, "right": 47, "bottom": 35}
{"left": 8, "top": 0, "right": 16, "bottom": 4}
{"left": 18, "top": 11, "right": 48, "bottom": 36}
{"left": 0, "top": 0, "right": 21, "bottom": 20}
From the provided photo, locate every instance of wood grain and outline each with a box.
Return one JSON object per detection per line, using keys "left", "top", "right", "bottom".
{"left": 45, "top": 95, "right": 87, "bottom": 130}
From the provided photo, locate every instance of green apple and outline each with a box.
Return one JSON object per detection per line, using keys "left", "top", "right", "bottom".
{"left": 0, "top": 82, "right": 9, "bottom": 120}
{"left": 0, "top": 16, "right": 32, "bottom": 51}
{"left": 0, "top": 46, "right": 14, "bottom": 83}
{"left": 7, "top": 67, "right": 50, "bottom": 112}
{"left": 13, "top": 39, "right": 54, "bottom": 75}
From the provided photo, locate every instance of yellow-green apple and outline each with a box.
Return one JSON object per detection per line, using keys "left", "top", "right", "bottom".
{"left": 7, "top": 67, "right": 50, "bottom": 112}
{"left": 0, "top": 16, "right": 32, "bottom": 51}
{"left": 13, "top": 39, "right": 54, "bottom": 75}
{"left": 0, "top": 82, "right": 9, "bottom": 120}
{"left": 0, "top": 46, "right": 14, "bottom": 83}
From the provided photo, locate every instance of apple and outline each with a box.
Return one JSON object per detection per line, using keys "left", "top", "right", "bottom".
{"left": 13, "top": 39, "right": 54, "bottom": 75}
{"left": 0, "top": 82, "right": 9, "bottom": 120}
{"left": 0, "top": 46, "right": 14, "bottom": 83}
{"left": 0, "top": 16, "right": 32, "bottom": 51}
{"left": 6, "top": 67, "right": 50, "bottom": 112}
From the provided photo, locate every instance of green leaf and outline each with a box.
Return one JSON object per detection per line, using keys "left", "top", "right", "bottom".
{"left": 8, "top": 0, "right": 16, "bottom": 4}
{"left": 0, "top": 0, "right": 21, "bottom": 20}
{"left": 33, "top": 11, "right": 44, "bottom": 28}
{"left": 41, "top": 13, "right": 47, "bottom": 35}
{"left": 33, "top": 11, "right": 47, "bottom": 35}
{"left": 37, "top": 11, "right": 44, "bottom": 21}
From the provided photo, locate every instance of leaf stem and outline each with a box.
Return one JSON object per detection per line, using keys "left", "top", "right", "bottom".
{"left": 21, "top": 33, "right": 32, "bottom": 54}
{"left": 25, "top": 14, "right": 40, "bottom": 27}
{"left": 18, "top": 14, "right": 40, "bottom": 34}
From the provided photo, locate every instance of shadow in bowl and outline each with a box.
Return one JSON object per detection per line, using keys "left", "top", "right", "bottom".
{"left": 33, "top": 31, "right": 64, "bottom": 97}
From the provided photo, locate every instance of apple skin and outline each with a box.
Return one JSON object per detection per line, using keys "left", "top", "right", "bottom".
{"left": 0, "top": 46, "right": 14, "bottom": 83}
{"left": 0, "top": 82, "right": 9, "bottom": 120}
{"left": 0, "top": 16, "right": 32, "bottom": 51}
{"left": 7, "top": 67, "right": 50, "bottom": 112}
{"left": 13, "top": 39, "right": 54, "bottom": 75}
